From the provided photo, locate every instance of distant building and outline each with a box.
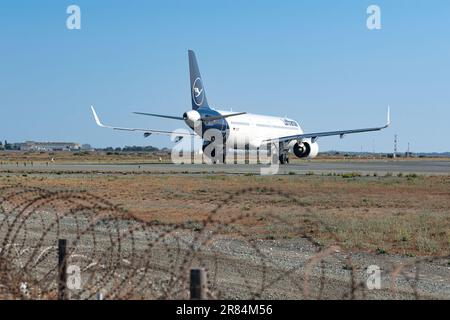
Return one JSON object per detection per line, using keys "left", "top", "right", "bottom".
{"left": 81, "top": 144, "right": 93, "bottom": 151}
{"left": 16, "top": 141, "right": 81, "bottom": 151}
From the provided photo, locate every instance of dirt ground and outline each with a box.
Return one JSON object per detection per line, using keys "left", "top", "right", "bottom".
{"left": 1, "top": 171, "right": 449, "bottom": 257}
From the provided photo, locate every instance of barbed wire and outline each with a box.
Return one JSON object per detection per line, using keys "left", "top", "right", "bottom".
{"left": 0, "top": 185, "right": 448, "bottom": 299}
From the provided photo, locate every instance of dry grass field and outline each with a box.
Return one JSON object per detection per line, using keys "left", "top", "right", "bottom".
{"left": 1, "top": 171, "right": 449, "bottom": 257}
{"left": 0, "top": 151, "right": 171, "bottom": 164}
{"left": 1, "top": 150, "right": 445, "bottom": 164}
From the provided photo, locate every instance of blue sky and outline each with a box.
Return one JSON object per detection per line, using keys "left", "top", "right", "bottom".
{"left": 1, "top": 0, "right": 449, "bottom": 152}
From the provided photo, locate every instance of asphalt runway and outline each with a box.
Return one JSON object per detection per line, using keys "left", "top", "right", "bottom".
{"left": 2, "top": 160, "right": 450, "bottom": 175}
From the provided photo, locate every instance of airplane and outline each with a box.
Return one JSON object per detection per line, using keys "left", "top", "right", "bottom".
{"left": 91, "top": 50, "right": 390, "bottom": 164}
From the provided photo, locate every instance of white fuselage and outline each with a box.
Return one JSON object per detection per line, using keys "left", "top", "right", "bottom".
{"left": 217, "top": 109, "right": 303, "bottom": 150}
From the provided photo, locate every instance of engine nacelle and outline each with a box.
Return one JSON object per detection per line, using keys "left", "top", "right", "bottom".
{"left": 183, "top": 110, "right": 202, "bottom": 134}
{"left": 293, "top": 140, "right": 319, "bottom": 159}
{"left": 183, "top": 110, "right": 201, "bottom": 125}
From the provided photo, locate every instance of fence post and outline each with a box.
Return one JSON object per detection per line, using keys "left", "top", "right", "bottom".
{"left": 58, "top": 239, "right": 68, "bottom": 300}
{"left": 190, "top": 268, "right": 207, "bottom": 300}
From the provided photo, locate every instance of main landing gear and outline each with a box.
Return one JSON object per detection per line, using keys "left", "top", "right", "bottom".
{"left": 202, "top": 144, "right": 226, "bottom": 164}
{"left": 278, "top": 153, "right": 289, "bottom": 165}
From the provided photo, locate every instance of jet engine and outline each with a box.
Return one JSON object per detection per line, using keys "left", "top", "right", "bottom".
{"left": 183, "top": 110, "right": 202, "bottom": 135}
{"left": 293, "top": 140, "right": 319, "bottom": 159}
{"left": 183, "top": 110, "right": 201, "bottom": 127}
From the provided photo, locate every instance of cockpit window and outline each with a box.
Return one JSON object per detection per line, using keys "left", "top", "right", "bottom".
{"left": 283, "top": 120, "right": 298, "bottom": 127}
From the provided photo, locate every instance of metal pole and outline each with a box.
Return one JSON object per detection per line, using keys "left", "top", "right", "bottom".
{"left": 190, "top": 268, "right": 207, "bottom": 300}
{"left": 58, "top": 239, "right": 68, "bottom": 300}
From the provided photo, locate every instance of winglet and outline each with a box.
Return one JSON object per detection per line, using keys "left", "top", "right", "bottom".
{"left": 386, "top": 106, "right": 391, "bottom": 127}
{"left": 91, "top": 106, "right": 105, "bottom": 127}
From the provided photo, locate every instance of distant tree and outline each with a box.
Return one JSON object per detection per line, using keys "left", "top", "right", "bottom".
{"left": 120, "top": 145, "right": 160, "bottom": 152}
{"left": 123, "top": 146, "right": 143, "bottom": 152}
{"left": 143, "top": 146, "right": 159, "bottom": 152}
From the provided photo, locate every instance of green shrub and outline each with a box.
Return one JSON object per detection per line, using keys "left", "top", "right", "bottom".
{"left": 342, "top": 172, "right": 361, "bottom": 178}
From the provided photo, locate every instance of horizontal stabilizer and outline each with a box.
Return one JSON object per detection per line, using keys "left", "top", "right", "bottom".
{"left": 133, "top": 112, "right": 184, "bottom": 120}
{"left": 201, "top": 112, "right": 246, "bottom": 122}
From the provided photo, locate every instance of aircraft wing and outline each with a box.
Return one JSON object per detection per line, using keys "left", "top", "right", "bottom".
{"left": 263, "top": 107, "right": 390, "bottom": 144}
{"left": 91, "top": 106, "right": 195, "bottom": 137}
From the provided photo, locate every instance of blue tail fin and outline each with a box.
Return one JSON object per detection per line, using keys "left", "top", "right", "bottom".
{"left": 188, "top": 50, "right": 209, "bottom": 110}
